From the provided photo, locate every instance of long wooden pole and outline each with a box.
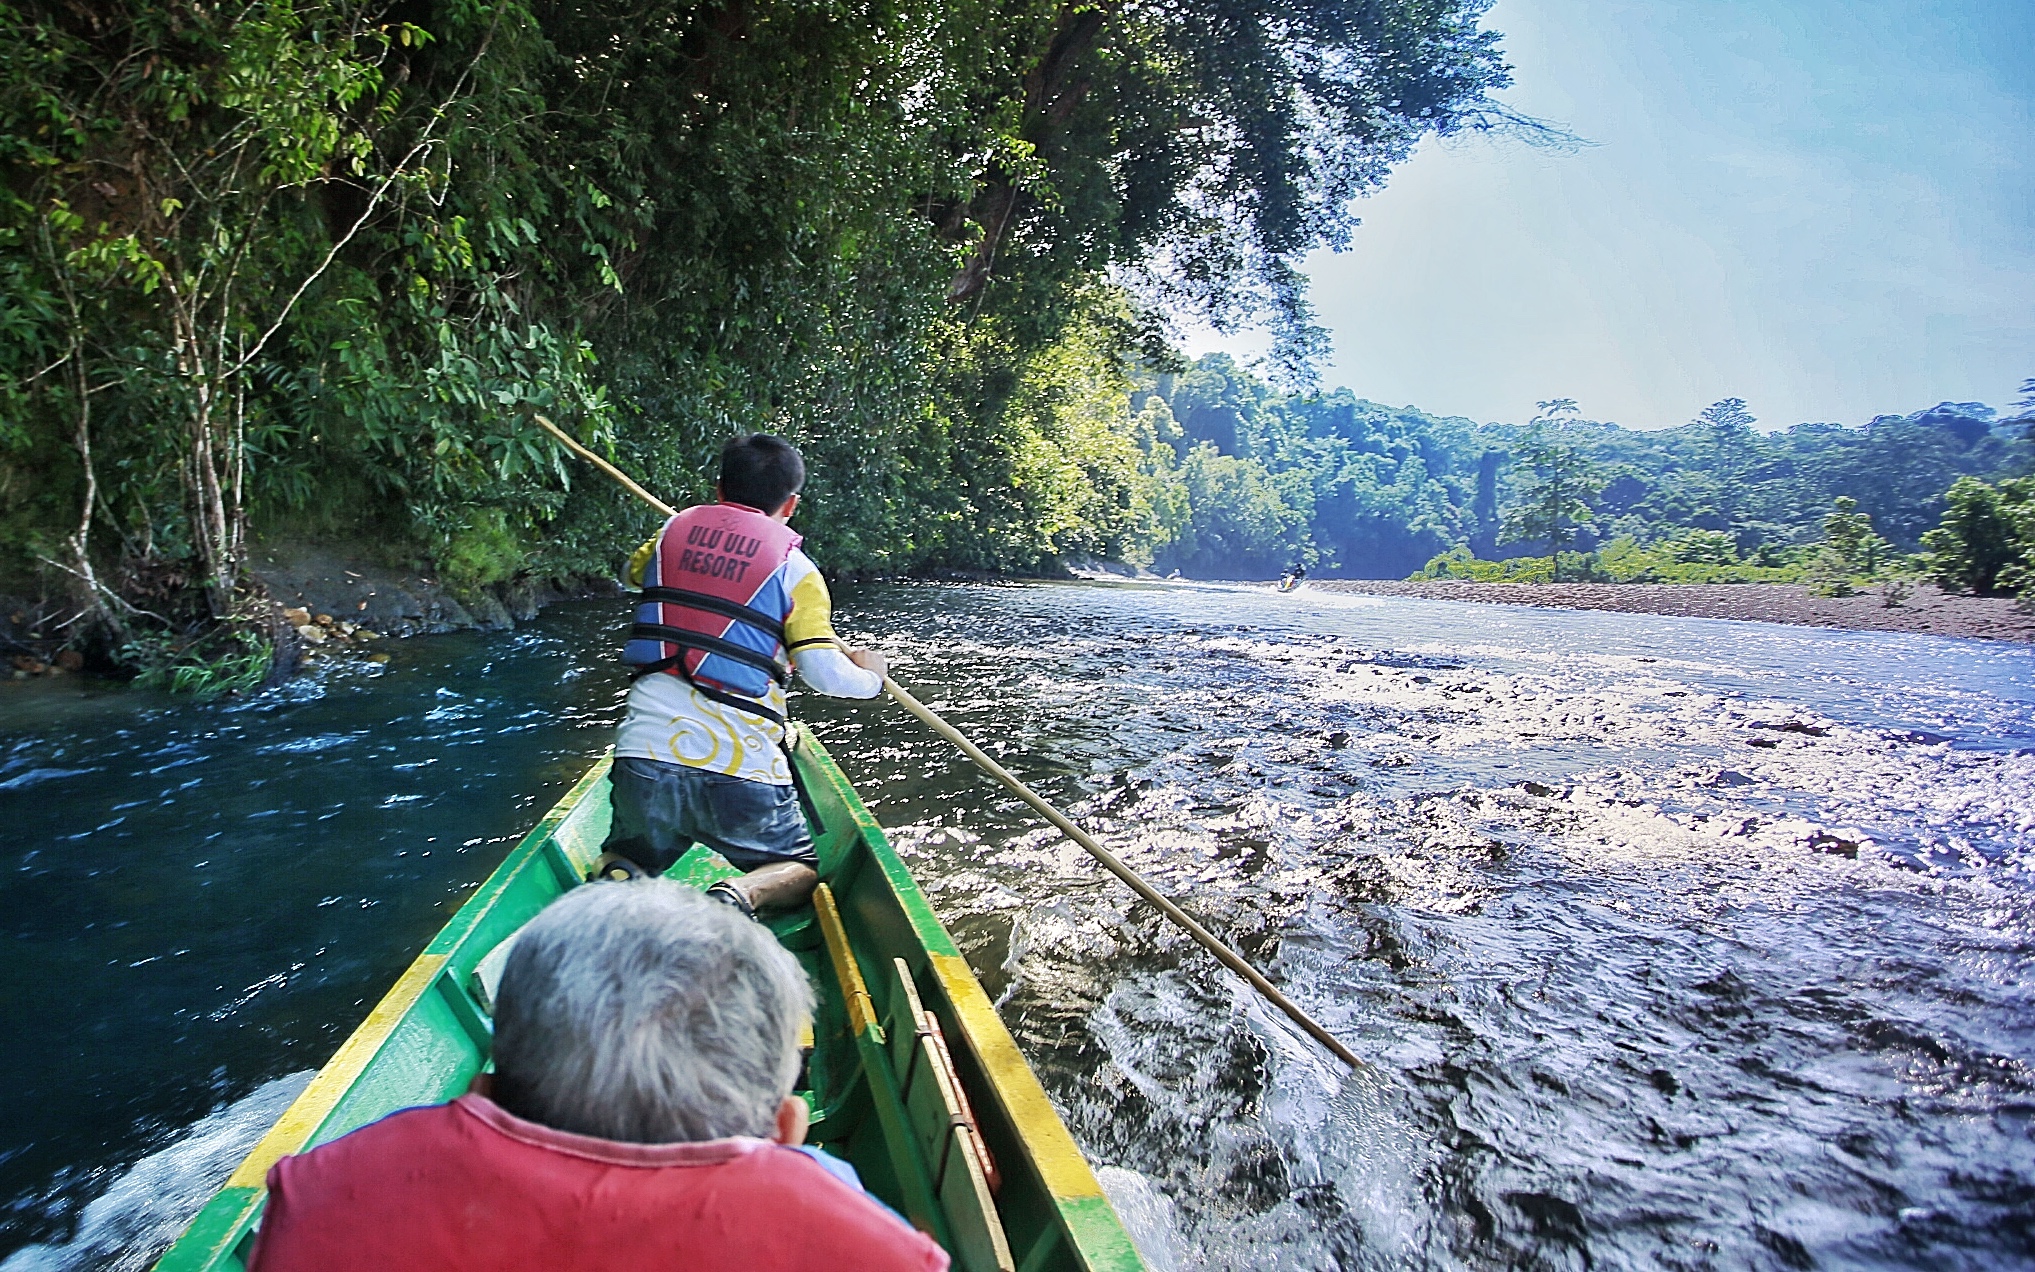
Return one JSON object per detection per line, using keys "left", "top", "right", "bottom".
{"left": 533, "top": 414, "right": 1363, "bottom": 1070}
{"left": 534, "top": 415, "right": 678, "bottom": 518}
{"left": 880, "top": 678, "right": 1363, "bottom": 1068}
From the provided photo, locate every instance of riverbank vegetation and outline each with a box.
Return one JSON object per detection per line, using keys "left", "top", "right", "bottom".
{"left": 1114, "top": 362, "right": 2031, "bottom": 591}
{"left": 2, "top": 0, "right": 1526, "bottom": 682}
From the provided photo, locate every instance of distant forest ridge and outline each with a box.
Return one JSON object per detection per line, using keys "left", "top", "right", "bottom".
{"left": 1127, "top": 355, "right": 2034, "bottom": 579}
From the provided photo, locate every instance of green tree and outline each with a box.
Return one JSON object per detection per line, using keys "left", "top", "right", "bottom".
{"left": 1499, "top": 400, "right": 1602, "bottom": 581}
{"left": 1921, "top": 476, "right": 2035, "bottom": 595}
{"left": 2, "top": 1, "right": 471, "bottom": 625}
{"left": 2012, "top": 377, "right": 2035, "bottom": 445}
{"left": 1155, "top": 443, "right": 1307, "bottom": 576}
{"left": 1667, "top": 528, "right": 1739, "bottom": 565}
{"left": 1820, "top": 496, "right": 1890, "bottom": 574}
{"left": 1696, "top": 396, "right": 1759, "bottom": 534}
{"left": 940, "top": 0, "right": 1530, "bottom": 380}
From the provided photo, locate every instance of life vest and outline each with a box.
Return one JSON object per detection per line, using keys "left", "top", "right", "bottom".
{"left": 623, "top": 503, "right": 800, "bottom": 720}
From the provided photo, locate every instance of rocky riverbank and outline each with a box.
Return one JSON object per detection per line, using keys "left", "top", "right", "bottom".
{"left": 0, "top": 543, "right": 614, "bottom": 683}
{"left": 249, "top": 543, "right": 617, "bottom": 637}
{"left": 1301, "top": 579, "right": 2035, "bottom": 643}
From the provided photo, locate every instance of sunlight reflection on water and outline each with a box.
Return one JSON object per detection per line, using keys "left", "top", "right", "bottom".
{"left": 804, "top": 581, "right": 2035, "bottom": 1269}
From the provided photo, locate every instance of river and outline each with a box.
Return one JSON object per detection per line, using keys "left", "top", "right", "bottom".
{"left": 2, "top": 581, "right": 2030, "bottom": 1270}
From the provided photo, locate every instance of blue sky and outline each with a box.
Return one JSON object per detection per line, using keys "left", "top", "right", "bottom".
{"left": 1186, "top": 0, "right": 2034, "bottom": 431}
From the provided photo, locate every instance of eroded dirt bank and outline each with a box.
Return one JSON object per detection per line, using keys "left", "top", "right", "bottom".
{"left": 250, "top": 543, "right": 617, "bottom": 636}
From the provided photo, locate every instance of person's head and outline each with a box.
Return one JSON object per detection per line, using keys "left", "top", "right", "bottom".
{"left": 490, "top": 878, "right": 814, "bottom": 1144}
{"left": 716, "top": 433, "right": 805, "bottom": 517}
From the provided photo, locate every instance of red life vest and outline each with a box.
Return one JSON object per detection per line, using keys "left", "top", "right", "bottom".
{"left": 623, "top": 504, "right": 799, "bottom": 717}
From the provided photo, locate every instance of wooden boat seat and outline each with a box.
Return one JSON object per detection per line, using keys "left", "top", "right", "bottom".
{"left": 813, "top": 884, "right": 1015, "bottom": 1272}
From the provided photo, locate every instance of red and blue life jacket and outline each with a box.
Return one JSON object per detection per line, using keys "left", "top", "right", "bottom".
{"left": 624, "top": 503, "right": 800, "bottom": 721}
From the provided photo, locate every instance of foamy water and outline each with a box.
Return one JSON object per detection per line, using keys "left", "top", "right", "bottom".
{"left": 811, "top": 582, "right": 2035, "bottom": 1269}
{"left": 1, "top": 1075, "right": 309, "bottom": 1272}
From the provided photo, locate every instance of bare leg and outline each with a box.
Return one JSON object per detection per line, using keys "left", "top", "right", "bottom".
{"left": 729, "top": 861, "right": 819, "bottom": 912}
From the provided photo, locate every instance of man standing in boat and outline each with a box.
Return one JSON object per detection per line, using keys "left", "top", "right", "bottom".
{"left": 596, "top": 433, "right": 887, "bottom": 915}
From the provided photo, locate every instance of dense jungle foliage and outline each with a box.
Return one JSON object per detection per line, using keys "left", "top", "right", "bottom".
{"left": 0, "top": 0, "right": 1525, "bottom": 673}
{"left": 1124, "top": 359, "right": 2033, "bottom": 582}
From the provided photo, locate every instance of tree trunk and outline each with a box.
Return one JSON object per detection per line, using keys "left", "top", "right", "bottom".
{"left": 171, "top": 303, "right": 244, "bottom": 619}
{"left": 944, "top": 2, "right": 1113, "bottom": 306}
{"left": 189, "top": 387, "right": 244, "bottom": 618}
{"left": 62, "top": 338, "right": 124, "bottom": 642}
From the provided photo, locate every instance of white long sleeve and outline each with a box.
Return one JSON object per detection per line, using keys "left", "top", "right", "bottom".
{"left": 793, "top": 644, "right": 885, "bottom": 698}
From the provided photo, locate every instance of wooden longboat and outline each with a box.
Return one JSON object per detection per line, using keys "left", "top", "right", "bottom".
{"left": 155, "top": 729, "right": 1147, "bottom": 1272}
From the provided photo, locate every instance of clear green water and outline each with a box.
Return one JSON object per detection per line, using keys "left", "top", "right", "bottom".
{"left": 3, "top": 582, "right": 2032, "bottom": 1270}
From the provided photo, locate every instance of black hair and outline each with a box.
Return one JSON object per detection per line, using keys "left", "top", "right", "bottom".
{"left": 718, "top": 433, "right": 806, "bottom": 512}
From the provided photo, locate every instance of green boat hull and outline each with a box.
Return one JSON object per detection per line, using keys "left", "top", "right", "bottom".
{"left": 154, "top": 730, "right": 1145, "bottom": 1272}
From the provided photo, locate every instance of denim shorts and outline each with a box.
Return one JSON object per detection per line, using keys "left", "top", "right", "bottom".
{"left": 603, "top": 755, "right": 816, "bottom": 874}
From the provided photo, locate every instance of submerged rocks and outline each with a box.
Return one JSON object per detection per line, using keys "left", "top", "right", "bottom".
{"left": 1809, "top": 832, "right": 1861, "bottom": 858}
{"left": 1753, "top": 719, "right": 1830, "bottom": 738}
{"left": 1303, "top": 579, "right": 2035, "bottom": 642}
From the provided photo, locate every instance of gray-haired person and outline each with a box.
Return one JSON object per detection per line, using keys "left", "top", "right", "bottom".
{"left": 247, "top": 880, "right": 948, "bottom": 1272}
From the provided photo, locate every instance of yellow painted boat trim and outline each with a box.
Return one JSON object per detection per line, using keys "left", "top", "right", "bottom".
{"left": 930, "top": 952, "right": 1103, "bottom": 1203}
{"left": 814, "top": 884, "right": 878, "bottom": 1038}
{"left": 224, "top": 953, "right": 449, "bottom": 1190}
